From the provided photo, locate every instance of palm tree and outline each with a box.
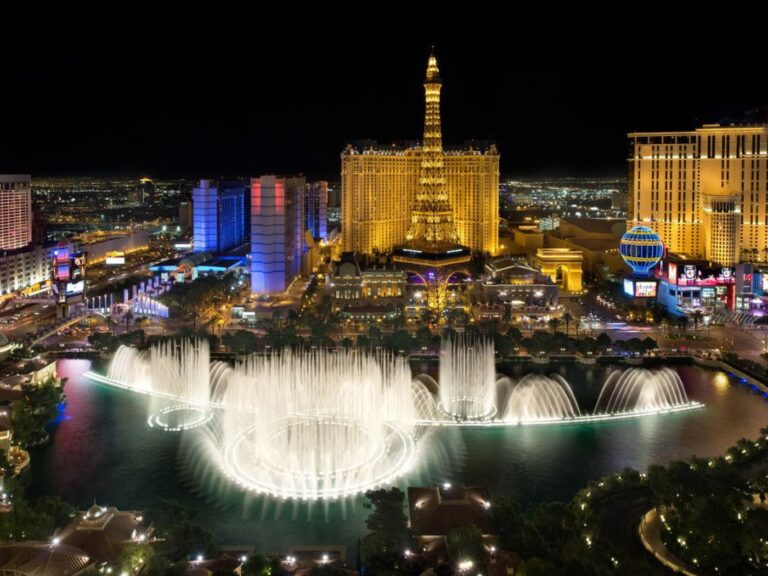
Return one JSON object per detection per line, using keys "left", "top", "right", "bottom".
{"left": 209, "top": 311, "right": 224, "bottom": 335}
{"left": 548, "top": 317, "right": 561, "bottom": 335}
{"left": 561, "top": 311, "right": 573, "bottom": 336}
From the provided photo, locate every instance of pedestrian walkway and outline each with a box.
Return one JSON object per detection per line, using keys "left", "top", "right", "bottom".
{"left": 711, "top": 311, "right": 758, "bottom": 327}
{"left": 638, "top": 509, "right": 701, "bottom": 576}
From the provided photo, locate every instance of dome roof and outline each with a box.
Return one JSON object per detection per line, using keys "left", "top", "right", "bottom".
{"left": 85, "top": 504, "right": 106, "bottom": 519}
{"left": 619, "top": 225, "right": 664, "bottom": 277}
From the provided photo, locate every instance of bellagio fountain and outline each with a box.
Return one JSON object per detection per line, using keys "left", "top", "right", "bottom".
{"left": 86, "top": 337, "right": 702, "bottom": 500}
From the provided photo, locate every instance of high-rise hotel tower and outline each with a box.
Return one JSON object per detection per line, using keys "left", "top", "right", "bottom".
{"left": 629, "top": 124, "right": 768, "bottom": 266}
{"left": 341, "top": 52, "right": 499, "bottom": 256}
{"left": 0, "top": 175, "right": 32, "bottom": 250}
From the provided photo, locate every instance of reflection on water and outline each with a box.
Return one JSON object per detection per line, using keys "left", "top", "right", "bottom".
{"left": 28, "top": 359, "right": 768, "bottom": 550}
{"left": 713, "top": 370, "right": 731, "bottom": 396}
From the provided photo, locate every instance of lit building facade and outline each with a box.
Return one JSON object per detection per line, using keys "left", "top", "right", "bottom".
{"left": 0, "top": 175, "right": 32, "bottom": 250}
{"left": 250, "top": 175, "right": 305, "bottom": 294}
{"left": 305, "top": 181, "right": 328, "bottom": 240}
{"left": 341, "top": 54, "right": 499, "bottom": 256}
{"left": 534, "top": 248, "right": 583, "bottom": 293}
{"left": 139, "top": 177, "right": 155, "bottom": 203}
{"left": 628, "top": 124, "right": 768, "bottom": 266}
{"left": 192, "top": 179, "right": 248, "bottom": 254}
{"left": 330, "top": 252, "right": 405, "bottom": 303}
{"left": 0, "top": 245, "right": 53, "bottom": 296}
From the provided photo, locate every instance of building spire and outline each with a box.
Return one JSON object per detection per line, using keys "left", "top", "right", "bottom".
{"left": 426, "top": 46, "right": 441, "bottom": 83}
{"left": 405, "top": 48, "right": 459, "bottom": 246}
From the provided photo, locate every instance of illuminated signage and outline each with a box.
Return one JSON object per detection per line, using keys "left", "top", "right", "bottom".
{"left": 668, "top": 262, "right": 677, "bottom": 280}
{"left": 721, "top": 267, "right": 732, "bottom": 280}
{"left": 623, "top": 278, "right": 634, "bottom": 296}
{"left": 52, "top": 246, "right": 71, "bottom": 282}
{"left": 634, "top": 281, "right": 657, "bottom": 298}
{"left": 684, "top": 265, "right": 696, "bottom": 280}
{"left": 65, "top": 281, "right": 85, "bottom": 295}
{"left": 105, "top": 256, "right": 125, "bottom": 265}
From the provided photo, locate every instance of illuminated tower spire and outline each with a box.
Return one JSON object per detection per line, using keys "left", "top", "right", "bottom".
{"left": 406, "top": 48, "right": 460, "bottom": 246}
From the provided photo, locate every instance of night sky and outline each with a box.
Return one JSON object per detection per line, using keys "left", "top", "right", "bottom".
{"left": 3, "top": 6, "right": 767, "bottom": 180}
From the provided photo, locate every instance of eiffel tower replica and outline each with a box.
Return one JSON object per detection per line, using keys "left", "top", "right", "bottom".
{"left": 393, "top": 48, "right": 471, "bottom": 318}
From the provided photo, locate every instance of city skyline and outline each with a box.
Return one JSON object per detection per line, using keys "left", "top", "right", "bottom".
{"left": 2, "top": 13, "right": 768, "bottom": 575}
{"left": 2, "top": 9, "right": 767, "bottom": 179}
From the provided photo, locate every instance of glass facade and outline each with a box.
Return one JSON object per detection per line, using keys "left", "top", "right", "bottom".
{"left": 192, "top": 180, "right": 248, "bottom": 254}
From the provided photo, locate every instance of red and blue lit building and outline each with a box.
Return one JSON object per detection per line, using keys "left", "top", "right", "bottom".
{"left": 250, "top": 175, "right": 305, "bottom": 294}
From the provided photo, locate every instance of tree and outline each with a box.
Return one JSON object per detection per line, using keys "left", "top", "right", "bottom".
{"left": 415, "top": 327, "right": 432, "bottom": 350}
{"left": 124, "top": 308, "right": 134, "bottom": 334}
{"left": 386, "top": 330, "right": 413, "bottom": 353}
{"left": 690, "top": 309, "right": 704, "bottom": 331}
{"left": 595, "top": 332, "right": 611, "bottom": 351}
{"left": 119, "top": 542, "right": 155, "bottom": 574}
{"left": 446, "top": 525, "right": 484, "bottom": 564}
{"left": 560, "top": 311, "right": 573, "bottom": 336}
{"left": 12, "top": 375, "right": 64, "bottom": 447}
{"left": 641, "top": 336, "right": 657, "bottom": 352}
{"left": 222, "top": 330, "right": 260, "bottom": 355}
{"left": 491, "top": 497, "right": 526, "bottom": 554}
{"left": 362, "top": 488, "right": 411, "bottom": 572}
{"left": 147, "top": 499, "right": 218, "bottom": 561}
{"left": 577, "top": 337, "right": 597, "bottom": 356}
{"left": 88, "top": 332, "right": 121, "bottom": 352}
{"left": 547, "top": 318, "right": 561, "bottom": 335}
{"left": 367, "top": 326, "right": 383, "bottom": 348}
{"left": 242, "top": 554, "right": 282, "bottom": 576}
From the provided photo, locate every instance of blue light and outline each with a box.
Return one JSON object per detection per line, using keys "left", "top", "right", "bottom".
{"left": 619, "top": 225, "right": 664, "bottom": 277}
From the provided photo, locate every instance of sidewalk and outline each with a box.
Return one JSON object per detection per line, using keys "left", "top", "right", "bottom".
{"left": 638, "top": 509, "right": 702, "bottom": 576}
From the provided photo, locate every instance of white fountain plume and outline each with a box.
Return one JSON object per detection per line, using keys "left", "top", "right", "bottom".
{"left": 595, "top": 367, "right": 690, "bottom": 414}
{"left": 107, "top": 346, "right": 151, "bottom": 393}
{"left": 503, "top": 373, "right": 581, "bottom": 423}
{"left": 148, "top": 339, "right": 211, "bottom": 405}
{"left": 438, "top": 336, "right": 497, "bottom": 421}
{"left": 218, "top": 348, "right": 418, "bottom": 500}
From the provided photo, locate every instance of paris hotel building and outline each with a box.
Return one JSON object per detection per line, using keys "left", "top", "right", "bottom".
{"left": 628, "top": 123, "right": 768, "bottom": 266}
{"left": 341, "top": 142, "right": 499, "bottom": 256}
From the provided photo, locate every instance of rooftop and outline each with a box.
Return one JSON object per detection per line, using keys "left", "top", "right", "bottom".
{"left": 408, "top": 485, "right": 494, "bottom": 536}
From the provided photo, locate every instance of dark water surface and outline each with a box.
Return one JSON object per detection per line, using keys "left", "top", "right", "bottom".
{"left": 28, "top": 360, "right": 768, "bottom": 551}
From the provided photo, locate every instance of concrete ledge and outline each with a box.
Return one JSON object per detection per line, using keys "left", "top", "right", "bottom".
{"left": 693, "top": 357, "right": 768, "bottom": 395}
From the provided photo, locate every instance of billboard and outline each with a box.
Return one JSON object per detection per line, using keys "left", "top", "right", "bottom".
{"left": 52, "top": 245, "right": 71, "bottom": 282}
{"left": 105, "top": 251, "right": 125, "bottom": 266}
{"left": 65, "top": 281, "right": 85, "bottom": 295}
{"left": 634, "top": 281, "right": 657, "bottom": 298}
{"left": 623, "top": 278, "right": 634, "bottom": 297}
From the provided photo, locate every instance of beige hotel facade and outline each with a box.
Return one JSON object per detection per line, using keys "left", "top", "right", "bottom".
{"left": 628, "top": 123, "right": 768, "bottom": 266}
